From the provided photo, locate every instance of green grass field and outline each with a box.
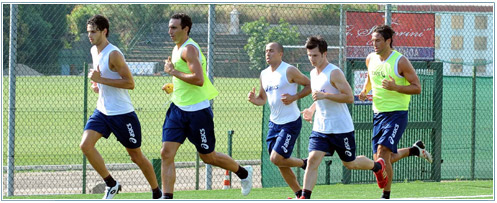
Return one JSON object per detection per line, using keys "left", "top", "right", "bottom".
{"left": 2, "top": 75, "right": 493, "bottom": 189}
{"left": 2, "top": 76, "right": 262, "bottom": 166}
{"left": 4, "top": 180, "right": 493, "bottom": 200}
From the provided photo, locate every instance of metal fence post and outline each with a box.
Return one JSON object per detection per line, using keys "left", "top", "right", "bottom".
{"left": 431, "top": 61, "right": 443, "bottom": 182}
{"left": 196, "top": 152, "right": 200, "bottom": 190}
{"left": 471, "top": 64, "right": 477, "bottom": 180}
{"left": 205, "top": 164, "right": 212, "bottom": 190}
{"left": 7, "top": 3, "right": 18, "bottom": 197}
{"left": 385, "top": 4, "right": 392, "bottom": 26}
{"left": 296, "top": 65, "right": 302, "bottom": 183}
{"left": 325, "top": 160, "right": 333, "bottom": 185}
{"left": 207, "top": 4, "right": 215, "bottom": 84}
{"left": 82, "top": 62, "right": 89, "bottom": 194}
{"left": 204, "top": 4, "right": 216, "bottom": 191}
{"left": 227, "top": 130, "right": 234, "bottom": 187}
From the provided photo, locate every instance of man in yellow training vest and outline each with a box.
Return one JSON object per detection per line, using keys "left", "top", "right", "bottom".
{"left": 160, "top": 13, "right": 253, "bottom": 199}
{"left": 359, "top": 25, "right": 433, "bottom": 199}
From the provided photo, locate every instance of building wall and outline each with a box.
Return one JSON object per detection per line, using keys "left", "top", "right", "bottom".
{"left": 435, "top": 12, "right": 494, "bottom": 77}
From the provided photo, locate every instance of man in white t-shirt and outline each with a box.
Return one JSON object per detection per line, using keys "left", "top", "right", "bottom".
{"left": 248, "top": 42, "right": 311, "bottom": 199}
{"left": 81, "top": 14, "right": 161, "bottom": 199}
{"left": 300, "top": 36, "right": 386, "bottom": 199}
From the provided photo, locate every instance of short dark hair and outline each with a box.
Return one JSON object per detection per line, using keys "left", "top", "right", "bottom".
{"left": 87, "top": 15, "right": 109, "bottom": 37}
{"left": 171, "top": 13, "right": 193, "bottom": 36}
{"left": 305, "top": 36, "right": 327, "bottom": 54}
{"left": 373, "top": 25, "right": 395, "bottom": 48}
{"left": 268, "top": 42, "right": 284, "bottom": 53}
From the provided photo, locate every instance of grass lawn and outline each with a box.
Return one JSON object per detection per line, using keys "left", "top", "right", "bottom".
{"left": 4, "top": 180, "right": 493, "bottom": 200}
{"left": 2, "top": 76, "right": 262, "bottom": 166}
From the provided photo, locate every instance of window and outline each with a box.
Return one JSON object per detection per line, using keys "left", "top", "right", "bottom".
{"left": 435, "top": 15, "right": 441, "bottom": 29}
{"left": 435, "top": 36, "right": 440, "bottom": 49}
{"left": 474, "top": 36, "right": 487, "bottom": 50}
{"left": 474, "top": 16, "right": 487, "bottom": 30}
{"left": 451, "top": 36, "right": 463, "bottom": 50}
{"left": 451, "top": 15, "right": 464, "bottom": 29}
{"left": 474, "top": 59, "right": 487, "bottom": 74}
{"left": 450, "top": 58, "right": 463, "bottom": 73}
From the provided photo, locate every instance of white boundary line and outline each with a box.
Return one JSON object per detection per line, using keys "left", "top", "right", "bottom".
{"left": 395, "top": 194, "right": 494, "bottom": 199}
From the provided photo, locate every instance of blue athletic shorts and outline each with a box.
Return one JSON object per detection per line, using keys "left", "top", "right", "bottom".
{"left": 266, "top": 117, "right": 302, "bottom": 159}
{"left": 372, "top": 111, "right": 408, "bottom": 154}
{"left": 84, "top": 109, "right": 142, "bottom": 149}
{"left": 162, "top": 102, "right": 215, "bottom": 154}
{"left": 308, "top": 131, "right": 356, "bottom": 162}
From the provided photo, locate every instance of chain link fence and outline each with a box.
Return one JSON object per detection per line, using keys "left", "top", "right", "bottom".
{"left": 2, "top": 4, "right": 493, "bottom": 197}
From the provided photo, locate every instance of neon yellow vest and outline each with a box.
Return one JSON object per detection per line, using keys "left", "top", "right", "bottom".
{"left": 368, "top": 50, "right": 411, "bottom": 113}
{"left": 171, "top": 38, "right": 218, "bottom": 106}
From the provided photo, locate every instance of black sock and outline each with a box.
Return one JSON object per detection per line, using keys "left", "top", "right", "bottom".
{"left": 381, "top": 191, "right": 390, "bottom": 199}
{"left": 163, "top": 193, "right": 173, "bottom": 199}
{"left": 302, "top": 189, "right": 312, "bottom": 199}
{"left": 103, "top": 175, "right": 116, "bottom": 187}
{"left": 301, "top": 159, "right": 308, "bottom": 170}
{"left": 234, "top": 165, "right": 248, "bottom": 179}
{"left": 409, "top": 146, "right": 420, "bottom": 156}
{"left": 152, "top": 187, "right": 162, "bottom": 199}
{"left": 295, "top": 189, "right": 302, "bottom": 198}
{"left": 371, "top": 161, "right": 382, "bottom": 172}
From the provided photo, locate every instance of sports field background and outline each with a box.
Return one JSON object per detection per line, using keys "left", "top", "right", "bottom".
{"left": 2, "top": 3, "right": 494, "bottom": 198}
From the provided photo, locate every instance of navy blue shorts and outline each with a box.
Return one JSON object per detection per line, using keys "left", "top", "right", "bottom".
{"left": 266, "top": 117, "right": 302, "bottom": 159}
{"left": 308, "top": 131, "right": 356, "bottom": 162}
{"left": 84, "top": 109, "right": 142, "bottom": 149}
{"left": 162, "top": 102, "right": 215, "bottom": 154}
{"left": 372, "top": 111, "right": 408, "bottom": 154}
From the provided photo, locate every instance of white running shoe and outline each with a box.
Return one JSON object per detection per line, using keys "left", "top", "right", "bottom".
{"left": 413, "top": 140, "right": 433, "bottom": 163}
{"left": 102, "top": 181, "right": 121, "bottom": 199}
{"left": 241, "top": 165, "right": 253, "bottom": 196}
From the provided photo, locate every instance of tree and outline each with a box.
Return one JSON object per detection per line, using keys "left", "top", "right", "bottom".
{"left": 66, "top": 4, "right": 170, "bottom": 51}
{"left": 241, "top": 17, "right": 300, "bottom": 70}
{"left": 15, "top": 4, "right": 73, "bottom": 75}
{"left": 3, "top": 5, "right": 10, "bottom": 71}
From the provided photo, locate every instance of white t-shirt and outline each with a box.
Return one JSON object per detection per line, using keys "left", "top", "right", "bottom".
{"left": 91, "top": 43, "right": 134, "bottom": 116}
{"left": 310, "top": 63, "right": 354, "bottom": 133}
{"left": 260, "top": 61, "right": 300, "bottom": 125}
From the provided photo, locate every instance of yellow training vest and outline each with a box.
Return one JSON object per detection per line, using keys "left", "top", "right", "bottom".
{"left": 170, "top": 38, "right": 218, "bottom": 106}
{"left": 368, "top": 50, "right": 411, "bottom": 113}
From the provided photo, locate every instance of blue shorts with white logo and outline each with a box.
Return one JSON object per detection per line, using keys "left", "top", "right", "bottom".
{"left": 266, "top": 117, "right": 302, "bottom": 159}
{"left": 372, "top": 111, "right": 408, "bottom": 154}
{"left": 308, "top": 131, "right": 356, "bottom": 162}
{"left": 162, "top": 102, "right": 215, "bottom": 154}
{"left": 84, "top": 109, "right": 142, "bottom": 149}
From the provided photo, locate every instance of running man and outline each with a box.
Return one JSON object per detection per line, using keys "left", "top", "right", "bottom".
{"left": 300, "top": 36, "right": 386, "bottom": 199}
{"left": 160, "top": 13, "right": 253, "bottom": 199}
{"left": 358, "top": 25, "right": 433, "bottom": 199}
{"left": 247, "top": 42, "right": 311, "bottom": 199}
{"left": 81, "top": 14, "right": 162, "bottom": 199}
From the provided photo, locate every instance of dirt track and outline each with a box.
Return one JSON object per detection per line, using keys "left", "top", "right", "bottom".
{"left": 2, "top": 164, "right": 262, "bottom": 196}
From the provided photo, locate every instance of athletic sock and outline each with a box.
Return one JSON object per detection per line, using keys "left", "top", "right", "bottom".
{"left": 371, "top": 161, "right": 382, "bottom": 172}
{"left": 295, "top": 189, "right": 303, "bottom": 198}
{"left": 302, "top": 189, "right": 312, "bottom": 199}
{"left": 409, "top": 146, "right": 420, "bottom": 156}
{"left": 234, "top": 165, "right": 248, "bottom": 179}
{"left": 381, "top": 191, "right": 390, "bottom": 199}
{"left": 103, "top": 175, "right": 116, "bottom": 187}
{"left": 152, "top": 187, "right": 162, "bottom": 199}
{"left": 163, "top": 193, "right": 173, "bottom": 199}
{"left": 301, "top": 159, "right": 308, "bottom": 170}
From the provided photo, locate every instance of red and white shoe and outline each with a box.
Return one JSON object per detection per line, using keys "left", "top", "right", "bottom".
{"left": 374, "top": 158, "right": 388, "bottom": 189}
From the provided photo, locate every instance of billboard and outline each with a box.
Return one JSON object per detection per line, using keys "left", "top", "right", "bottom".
{"left": 346, "top": 12, "right": 435, "bottom": 61}
{"left": 347, "top": 12, "right": 435, "bottom": 104}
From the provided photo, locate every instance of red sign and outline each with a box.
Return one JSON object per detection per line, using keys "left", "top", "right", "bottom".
{"left": 346, "top": 12, "right": 435, "bottom": 60}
